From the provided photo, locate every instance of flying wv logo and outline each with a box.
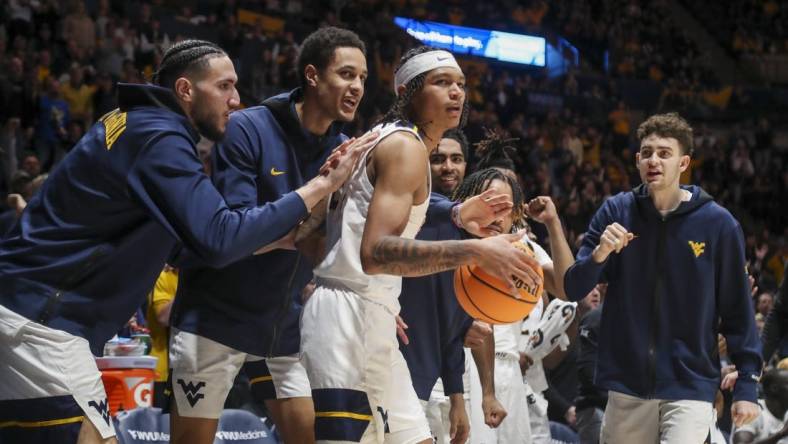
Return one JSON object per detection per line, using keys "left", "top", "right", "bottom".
{"left": 376, "top": 406, "right": 391, "bottom": 433}
{"left": 88, "top": 399, "right": 111, "bottom": 426}
{"left": 688, "top": 241, "right": 706, "bottom": 258}
{"left": 176, "top": 379, "right": 206, "bottom": 407}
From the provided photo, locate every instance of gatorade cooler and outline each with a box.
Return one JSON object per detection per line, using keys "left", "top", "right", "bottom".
{"left": 95, "top": 356, "right": 158, "bottom": 416}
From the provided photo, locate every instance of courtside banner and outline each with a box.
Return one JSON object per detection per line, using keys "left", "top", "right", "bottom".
{"left": 394, "top": 17, "right": 546, "bottom": 67}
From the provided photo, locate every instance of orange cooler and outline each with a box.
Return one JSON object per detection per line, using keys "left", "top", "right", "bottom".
{"left": 95, "top": 356, "right": 158, "bottom": 416}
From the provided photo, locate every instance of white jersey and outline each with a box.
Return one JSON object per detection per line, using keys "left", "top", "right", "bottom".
{"left": 518, "top": 238, "right": 553, "bottom": 393}
{"left": 314, "top": 121, "right": 430, "bottom": 315}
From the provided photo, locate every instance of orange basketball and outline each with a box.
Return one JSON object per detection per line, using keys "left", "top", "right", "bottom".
{"left": 454, "top": 241, "right": 543, "bottom": 324}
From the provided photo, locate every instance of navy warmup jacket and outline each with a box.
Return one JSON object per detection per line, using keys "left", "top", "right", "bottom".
{"left": 171, "top": 89, "right": 346, "bottom": 357}
{"left": 564, "top": 184, "right": 762, "bottom": 403}
{"left": 0, "top": 84, "right": 307, "bottom": 355}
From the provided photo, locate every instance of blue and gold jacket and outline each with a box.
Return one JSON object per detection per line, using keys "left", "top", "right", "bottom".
{"left": 171, "top": 89, "right": 345, "bottom": 357}
{"left": 565, "top": 184, "right": 762, "bottom": 403}
{"left": 0, "top": 84, "right": 307, "bottom": 355}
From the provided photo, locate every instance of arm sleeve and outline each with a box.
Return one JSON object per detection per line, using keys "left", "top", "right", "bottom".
{"left": 426, "top": 193, "right": 457, "bottom": 227}
{"left": 563, "top": 200, "right": 614, "bottom": 301}
{"left": 127, "top": 131, "right": 307, "bottom": 269}
{"left": 761, "top": 263, "right": 787, "bottom": 362}
{"left": 717, "top": 222, "right": 763, "bottom": 402}
{"left": 441, "top": 316, "right": 473, "bottom": 396}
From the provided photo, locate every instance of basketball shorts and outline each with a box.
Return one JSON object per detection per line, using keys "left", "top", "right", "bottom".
{"left": 301, "top": 285, "right": 431, "bottom": 444}
{"left": 245, "top": 355, "right": 312, "bottom": 401}
{"left": 468, "top": 354, "right": 531, "bottom": 443}
{"left": 0, "top": 304, "right": 115, "bottom": 439}
{"left": 169, "top": 329, "right": 311, "bottom": 419}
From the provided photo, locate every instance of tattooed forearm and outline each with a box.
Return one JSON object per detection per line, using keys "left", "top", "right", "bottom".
{"left": 368, "top": 236, "right": 478, "bottom": 276}
{"left": 295, "top": 196, "right": 328, "bottom": 244}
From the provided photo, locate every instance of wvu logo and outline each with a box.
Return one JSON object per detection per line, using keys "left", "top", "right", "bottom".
{"left": 688, "top": 241, "right": 706, "bottom": 258}
{"left": 176, "top": 379, "right": 206, "bottom": 407}
{"left": 88, "top": 399, "right": 111, "bottom": 425}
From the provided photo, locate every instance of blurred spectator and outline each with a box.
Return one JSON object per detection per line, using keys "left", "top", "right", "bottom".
{"left": 62, "top": 0, "right": 96, "bottom": 57}
{"left": 763, "top": 263, "right": 788, "bottom": 366}
{"left": 34, "top": 76, "right": 69, "bottom": 170}
{"left": 59, "top": 63, "right": 96, "bottom": 126}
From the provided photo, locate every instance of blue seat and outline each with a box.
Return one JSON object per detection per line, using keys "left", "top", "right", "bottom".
{"left": 214, "top": 409, "right": 277, "bottom": 444}
{"left": 115, "top": 407, "right": 170, "bottom": 444}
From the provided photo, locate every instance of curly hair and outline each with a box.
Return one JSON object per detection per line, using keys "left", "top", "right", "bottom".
{"left": 474, "top": 128, "right": 519, "bottom": 172}
{"left": 636, "top": 112, "right": 694, "bottom": 156}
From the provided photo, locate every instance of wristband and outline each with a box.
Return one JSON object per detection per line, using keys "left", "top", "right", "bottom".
{"left": 451, "top": 203, "right": 464, "bottom": 229}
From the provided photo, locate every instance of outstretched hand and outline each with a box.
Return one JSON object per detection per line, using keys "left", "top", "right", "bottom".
{"left": 459, "top": 189, "right": 513, "bottom": 236}
{"left": 476, "top": 232, "right": 543, "bottom": 296}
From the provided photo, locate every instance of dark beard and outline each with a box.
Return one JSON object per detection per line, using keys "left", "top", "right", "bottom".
{"left": 191, "top": 96, "right": 224, "bottom": 142}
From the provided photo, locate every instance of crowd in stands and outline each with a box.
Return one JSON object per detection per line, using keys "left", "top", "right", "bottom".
{"left": 0, "top": 0, "right": 786, "bottom": 442}
{"left": 682, "top": 0, "right": 788, "bottom": 56}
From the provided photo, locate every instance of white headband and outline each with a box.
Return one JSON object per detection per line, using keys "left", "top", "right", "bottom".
{"left": 393, "top": 50, "right": 461, "bottom": 95}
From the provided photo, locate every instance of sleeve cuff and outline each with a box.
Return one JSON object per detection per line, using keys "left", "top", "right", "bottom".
{"left": 442, "top": 372, "right": 464, "bottom": 396}
{"left": 732, "top": 376, "right": 758, "bottom": 403}
{"left": 281, "top": 190, "right": 310, "bottom": 223}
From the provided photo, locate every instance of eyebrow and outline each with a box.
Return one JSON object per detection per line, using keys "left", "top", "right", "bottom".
{"left": 337, "top": 64, "right": 367, "bottom": 73}
{"left": 640, "top": 144, "right": 673, "bottom": 151}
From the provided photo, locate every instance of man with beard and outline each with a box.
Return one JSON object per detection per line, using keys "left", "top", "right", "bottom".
{"left": 0, "top": 39, "right": 368, "bottom": 444}
{"left": 168, "top": 27, "right": 370, "bottom": 444}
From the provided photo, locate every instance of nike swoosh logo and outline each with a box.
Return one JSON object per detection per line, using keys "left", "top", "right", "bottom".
{"left": 437, "top": 56, "right": 450, "bottom": 61}
{"left": 270, "top": 167, "right": 286, "bottom": 176}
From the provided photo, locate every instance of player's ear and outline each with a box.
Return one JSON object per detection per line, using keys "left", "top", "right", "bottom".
{"left": 174, "top": 77, "right": 193, "bottom": 103}
{"left": 304, "top": 64, "right": 319, "bottom": 88}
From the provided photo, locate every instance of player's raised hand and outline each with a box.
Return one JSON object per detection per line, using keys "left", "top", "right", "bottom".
{"left": 319, "top": 131, "right": 379, "bottom": 179}
{"left": 476, "top": 232, "right": 543, "bottom": 296}
{"left": 525, "top": 196, "right": 558, "bottom": 225}
{"left": 459, "top": 189, "right": 514, "bottom": 237}
{"left": 592, "top": 222, "right": 635, "bottom": 263}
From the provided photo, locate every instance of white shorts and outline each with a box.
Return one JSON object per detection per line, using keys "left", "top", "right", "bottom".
{"left": 301, "top": 286, "right": 431, "bottom": 444}
{"left": 169, "top": 329, "right": 311, "bottom": 419}
{"left": 246, "top": 354, "right": 312, "bottom": 401}
{"left": 0, "top": 304, "right": 115, "bottom": 439}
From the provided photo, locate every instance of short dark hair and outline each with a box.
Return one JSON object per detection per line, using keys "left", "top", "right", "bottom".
{"left": 636, "top": 112, "right": 694, "bottom": 156}
{"left": 379, "top": 45, "right": 468, "bottom": 129}
{"left": 153, "top": 39, "right": 226, "bottom": 90}
{"left": 297, "top": 27, "right": 366, "bottom": 89}
{"left": 441, "top": 128, "right": 469, "bottom": 159}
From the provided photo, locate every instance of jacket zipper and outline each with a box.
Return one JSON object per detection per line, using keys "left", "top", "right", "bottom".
{"left": 647, "top": 217, "right": 667, "bottom": 396}
{"left": 268, "top": 252, "right": 302, "bottom": 357}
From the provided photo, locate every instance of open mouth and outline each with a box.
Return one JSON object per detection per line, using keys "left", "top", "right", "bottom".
{"left": 341, "top": 97, "right": 358, "bottom": 110}
{"left": 440, "top": 175, "right": 457, "bottom": 185}
{"left": 447, "top": 104, "right": 462, "bottom": 115}
{"left": 646, "top": 171, "right": 662, "bottom": 180}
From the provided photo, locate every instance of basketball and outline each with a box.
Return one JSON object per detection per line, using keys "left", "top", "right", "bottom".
{"left": 454, "top": 241, "right": 543, "bottom": 324}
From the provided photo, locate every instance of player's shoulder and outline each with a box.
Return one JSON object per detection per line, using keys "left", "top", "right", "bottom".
{"left": 372, "top": 120, "right": 423, "bottom": 157}
{"left": 227, "top": 105, "right": 277, "bottom": 130}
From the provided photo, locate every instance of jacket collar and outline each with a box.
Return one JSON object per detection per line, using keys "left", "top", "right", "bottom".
{"left": 117, "top": 83, "right": 201, "bottom": 142}
{"left": 262, "top": 88, "right": 344, "bottom": 162}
